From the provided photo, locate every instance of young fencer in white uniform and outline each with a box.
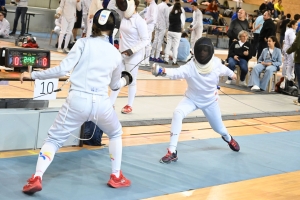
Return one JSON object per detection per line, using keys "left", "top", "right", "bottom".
{"left": 141, "top": 0, "right": 158, "bottom": 66}
{"left": 150, "top": 0, "right": 169, "bottom": 63}
{"left": 189, "top": 2, "right": 203, "bottom": 53}
{"left": 21, "top": 9, "right": 132, "bottom": 194}
{"left": 282, "top": 20, "right": 297, "bottom": 82}
{"left": 81, "top": 0, "right": 92, "bottom": 37}
{"left": 86, "top": 0, "right": 103, "bottom": 37}
{"left": 152, "top": 37, "right": 241, "bottom": 163}
{"left": 56, "top": 0, "right": 81, "bottom": 53}
{"left": 110, "top": 0, "right": 149, "bottom": 114}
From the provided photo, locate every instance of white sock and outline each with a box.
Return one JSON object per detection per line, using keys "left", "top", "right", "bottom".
{"left": 223, "top": 134, "right": 231, "bottom": 142}
{"left": 128, "top": 84, "right": 136, "bottom": 107}
{"left": 58, "top": 33, "right": 64, "bottom": 49}
{"left": 34, "top": 142, "right": 57, "bottom": 179}
{"left": 109, "top": 136, "right": 122, "bottom": 178}
{"left": 64, "top": 34, "right": 71, "bottom": 49}
{"left": 168, "top": 111, "right": 183, "bottom": 153}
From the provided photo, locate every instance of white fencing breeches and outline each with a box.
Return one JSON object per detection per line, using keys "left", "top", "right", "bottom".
{"left": 144, "top": 24, "right": 155, "bottom": 64}
{"left": 282, "top": 52, "right": 295, "bottom": 80}
{"left": 190, "top": 27, "right": 203, "bottom": 53}
{"left": 164, "top": 31, "right": 181, "bottom": 63}
{"left": 151, "top": 27, "right": 167, "bottom": 59}
{"left": 168, "top": 97, "right": 230, "bottom": 152}
{"left": 46, "top": 90, "right": 123, "bottom": 149}
{"left": 58, "top": 16, "right": 75, "bottom": 49}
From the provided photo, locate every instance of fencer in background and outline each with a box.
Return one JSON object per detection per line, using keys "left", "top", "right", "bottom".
{"left": 21, "top": 9, "right": 131, "bottom": 194}
{"left": 110, "top": 0, "right": 148, "bottom": 114}
{"left": 81, "top": 0, "right": 92, "bottom": 37}
{"left": 141, "top": 0, "right": 158, "bottom": 66}
{"left": 282, "top": 20, "right": 297, "bottom": 82}
{"left": 56, "top": 0, "right": 81, "bottom": 53}
{"left": 152, "top": 37, "right": 240, "bottom": 164}
{"left": 86, "top": 0, "right": 103, "bottom": 37}
{"left": 189, "top": 2, "right": 203, "bottom": 53}
{"left": 150, "top": 0, "right": 169, "bottom": 63}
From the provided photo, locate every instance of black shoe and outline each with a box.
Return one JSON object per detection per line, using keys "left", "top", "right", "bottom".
{"left": 160, "top": 149, "right": 178, "bottom": 164}
{"left": 9, "top": 32, "right": 16, "bottom": 36}
{"left": 172, "top": 62, "right": 178, "bottom": 66}
{"left": 222, "top": 135, "right": 240, "bottom": 152}
{"left": 163, "top": 61, "right": 168, "bottom": 64}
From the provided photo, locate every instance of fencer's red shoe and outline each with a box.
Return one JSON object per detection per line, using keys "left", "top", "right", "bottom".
{"left": 222, "top": 135, "right": 240, "bottom": 152}
{"left": 121, "top": 105, "right": 132, "bottom": 114}
{"left": 160, "top": 149, "right": 178, "bottom": 164}
{"left": 107, "top": 171, "right": 131, "bottom": 188}
{"left": 22, "top": 175, "right": 42, "bottom": 194}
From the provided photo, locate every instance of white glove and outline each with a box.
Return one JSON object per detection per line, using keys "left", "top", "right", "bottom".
{"left": 151, "top": 63, "right": 166, "bottom": 77}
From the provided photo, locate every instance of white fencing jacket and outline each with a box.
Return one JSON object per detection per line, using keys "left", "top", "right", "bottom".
{"left": 156, "top": 1, "right": 169, "bottom": 29}
{"left": 31, "top": 36, "right": 125, "bottom": 94}
{"left": 165, "top": 57, "right": 234, "bottom": 108}
{"left": 283, "top": 28, "right": 296, "bottom": 52}
{"left": 144, "top": 0, "right": 158, "bottom": 25}
{"left": 119, "top": 13, "right": 149, "bottom": 54}
{"left": 191, "top": 9, "right": 203, "bottom": 31}
{"left": 59, "top": 0, "right": 82, "bottom": 20}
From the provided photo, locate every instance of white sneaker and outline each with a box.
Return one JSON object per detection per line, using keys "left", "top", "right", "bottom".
{"left": 225, "top": 80, "right": 231, "bottom": 84}
{"left": 251, "top": 85, "right": 260, "bottom": 91}
{"left": 239, "top": 80, "right": 247, "bottom": 86}
{"left": 57, "top": 48, "right": 63, "bottom": 53}
{"left": 63, "top": 48, "right": 70, "bottom": 53}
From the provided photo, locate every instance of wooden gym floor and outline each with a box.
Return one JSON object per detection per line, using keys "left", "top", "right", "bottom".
{"left": 0, "top": 40, "right": 299, "bottom": 199}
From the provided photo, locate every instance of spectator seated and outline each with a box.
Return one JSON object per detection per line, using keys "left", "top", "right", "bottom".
{"left": 248, "top": 36, "right": 282, "bottom": 92}
{"left": 225, "top": 30, "right": 252, "bottom": 86}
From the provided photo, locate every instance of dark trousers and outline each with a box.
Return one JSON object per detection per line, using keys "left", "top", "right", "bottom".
{"left": 252, "top": 33, "right": 260, "bottom": 57}
{"left": 257, "top": 41, "right": 268, "bottom": 61}
{"left": 280, "top": 34, "right": 284, "bottom": 48}
{"left": 295, "top": 63, "right": 300, "bottom": 102}
{"left": 12, "top": 7, "right": 28, "bottom": 35}
{"left": 227, "top": 57, "right": 248, "bottom": 81}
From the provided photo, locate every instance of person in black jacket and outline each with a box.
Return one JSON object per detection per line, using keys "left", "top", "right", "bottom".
{"left": 257, "top": 10, "right": 276, "bottom": 60}
{"left": 225, "top": 30, "right": 252, "bottom": 86}
{"left": 259, "top": 0, "right": 268, "bottom": 14}
{"left": 227, "top": 9, "right": 249, "bottom": 48}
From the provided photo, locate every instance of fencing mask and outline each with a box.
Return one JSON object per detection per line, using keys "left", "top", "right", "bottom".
{"left": 116, "top": 0, "right": 135, "bottom": 18}
{"left": 93, "top": 9, "right": 121, "bottom": 44}
{"left": 194, "top": 37, "right": 214, "bottom": 65}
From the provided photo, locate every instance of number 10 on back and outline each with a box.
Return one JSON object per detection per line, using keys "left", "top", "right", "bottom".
{"left": 33, "top": 79, "right": 59, "bottom": 100}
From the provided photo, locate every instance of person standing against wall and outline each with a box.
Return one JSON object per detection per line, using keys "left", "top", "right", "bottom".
{"left": 9, "top": 0, "right": 28, "bottom": 36}
{"left": 257, "top": 10, "right": 276, "bottom": 60}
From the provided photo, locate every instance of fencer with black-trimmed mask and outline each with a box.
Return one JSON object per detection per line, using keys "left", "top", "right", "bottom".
{"left": 56, "top": 0, "right": 81, "bottom": 53}
{"left": 152, "top": 37, "right": 241, "bottom": 164}
{"left": 21, "top": 9, "right": 132, "bottom": 195}
{"left": 110, "top": 0, "right": 149, "bottom": 114}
